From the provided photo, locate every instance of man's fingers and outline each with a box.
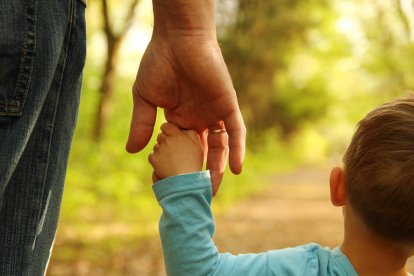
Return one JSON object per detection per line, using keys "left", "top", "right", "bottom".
{"left": 126, "top": 95, "right": 157, "bottom": 153}
{"left": 224, "top": 111, "right": 246, "bottom": 175}
{"left": 206, "top": 130, "right": 229, "bottom": 196}
{"left": 160, "top": 122, "right": 181, "bottom": 136}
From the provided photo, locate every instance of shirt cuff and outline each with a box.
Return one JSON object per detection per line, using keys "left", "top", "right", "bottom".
{"left": 152, "top": 171, "right": 212, "bottom": 201}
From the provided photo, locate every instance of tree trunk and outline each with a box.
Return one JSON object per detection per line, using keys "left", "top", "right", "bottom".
{"left": 92, "top": 39, "right": 121, "bottom": 140}
{"left": 91, "top": 0, "right": 140, "bottom": 141}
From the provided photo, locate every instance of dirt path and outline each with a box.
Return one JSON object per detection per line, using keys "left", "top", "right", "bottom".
{"left": 48, "top": 167, "right": 414, "bottom": 275}
{"left": 215, "top": 167, "right": 414, "bottom": 273}
{"left": 214, "top": 167, "right": 343, "bottom": 253}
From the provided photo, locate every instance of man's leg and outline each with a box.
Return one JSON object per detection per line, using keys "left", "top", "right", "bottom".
{"left": 0, "top": 0, "right": 86, "bottom": 274}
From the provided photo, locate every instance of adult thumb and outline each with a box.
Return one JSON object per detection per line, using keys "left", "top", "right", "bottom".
{"left": 126, "top": 95, "right": 157, "bottom": 153}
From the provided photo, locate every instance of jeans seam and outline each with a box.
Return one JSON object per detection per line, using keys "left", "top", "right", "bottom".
{"left": 28, "top": 0, "right": 76, "bottom": 267}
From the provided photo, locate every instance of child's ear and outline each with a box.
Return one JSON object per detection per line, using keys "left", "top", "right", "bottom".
{"left": 330, "top": 167, "right": 346, "bottom": 206}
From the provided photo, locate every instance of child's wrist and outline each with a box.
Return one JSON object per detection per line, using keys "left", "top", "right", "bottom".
{"left": 155, "top": 169, "right": 205, "bottom": 184}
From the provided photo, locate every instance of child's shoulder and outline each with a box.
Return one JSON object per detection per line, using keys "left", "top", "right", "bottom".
{"left": 267, "top": 243, "right": 337, "bottom": 256}
{"left": 265, "top": 243, "right": 357, "bottom": 276}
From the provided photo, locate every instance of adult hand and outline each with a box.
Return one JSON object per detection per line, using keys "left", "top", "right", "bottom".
{"left": 126, "top": 0, "right": 246, "bottom": 194}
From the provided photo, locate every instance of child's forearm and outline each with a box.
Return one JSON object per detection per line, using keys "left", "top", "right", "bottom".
{"left": 153, "top": 171, "right": 271, "bottom": 276}
{"left": 153, "top": 171, "right": 219, "bottom": 276}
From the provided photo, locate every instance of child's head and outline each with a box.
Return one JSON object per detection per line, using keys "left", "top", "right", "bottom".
{"left": 342, "top": 95, "right": 414, "bottom": 245}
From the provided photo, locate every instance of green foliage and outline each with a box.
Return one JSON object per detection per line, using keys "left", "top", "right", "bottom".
{"left": 62, "top": 72, "right": 158, "bottom": 226}
{"left": 357, "top": 0, "right": 414, "bottom": 93}
{"left": 220, "top": 0, "right": 333, "bottom": 138}
{"left": 219, "top": 0, "right": 414, "bottom": 141}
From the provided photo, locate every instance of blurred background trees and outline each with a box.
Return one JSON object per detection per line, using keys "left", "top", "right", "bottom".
{"left": 93, "top": 0, "right": 140, "bottom": 140}
{"left": 220, "top": 0, "right": 333, "bottom": 139}
{"left": 48, "top": 0, "right": 414, "bottom": 274}
{"left": 218, "top": 0, "right": 414, "bottom": 141}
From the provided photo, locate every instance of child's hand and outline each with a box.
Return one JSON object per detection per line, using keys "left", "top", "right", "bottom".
{"left": 149, "top": 122, "right": 205, "bottom": 182}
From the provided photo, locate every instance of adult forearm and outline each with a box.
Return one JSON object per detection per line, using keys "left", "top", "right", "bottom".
{"left": 152, "top": 0, "right": 217, "bottom": 38}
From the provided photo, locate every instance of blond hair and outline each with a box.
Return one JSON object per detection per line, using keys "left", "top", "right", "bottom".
{"left": 343, "top": 95, "right": 414, "bottom": 243}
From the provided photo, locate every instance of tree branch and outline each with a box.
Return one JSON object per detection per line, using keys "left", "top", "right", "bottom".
{"left": 118, "top": 0, "right": 140, "bottom": 40}
{"left": 395, "top": 0, "right": 413, "bottom": 41}
{"left": 102, "top": 0, "right": 114, "bottom": 42}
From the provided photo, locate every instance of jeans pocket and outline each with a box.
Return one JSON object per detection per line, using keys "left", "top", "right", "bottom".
{"left": 0, "top": 0, "right": 36, "bottom": 117}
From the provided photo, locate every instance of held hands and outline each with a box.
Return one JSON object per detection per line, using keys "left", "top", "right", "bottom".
{"left": 125, "top": 0, "right": 246, "bottom": 194}
{"left": 149, "top": 123, "right": 205, "bottom": 183}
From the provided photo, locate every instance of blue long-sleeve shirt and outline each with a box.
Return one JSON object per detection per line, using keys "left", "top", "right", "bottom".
{"left": 153, "top": 171, "right": 358, "bottom": 276}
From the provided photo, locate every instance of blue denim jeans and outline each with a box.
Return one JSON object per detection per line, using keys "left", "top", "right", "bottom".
{"left": 0, "top": 0, "right": 86, "bottom": 274}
